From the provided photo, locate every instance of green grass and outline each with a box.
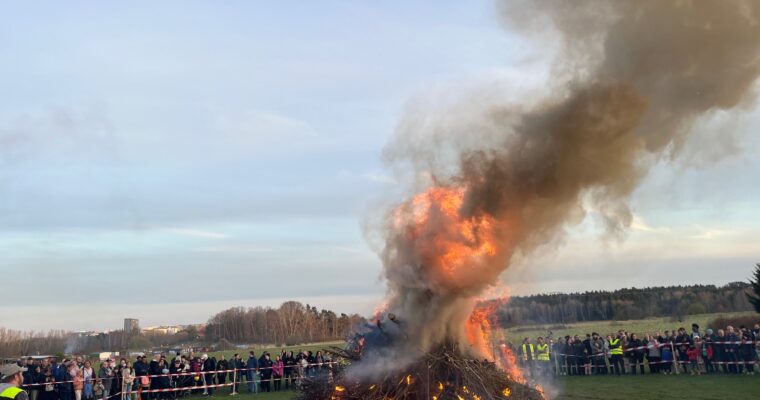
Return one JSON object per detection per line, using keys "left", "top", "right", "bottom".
{"left": 553, "top": 374, "right": 760, "bottom": 399}
{"left": 136, "top": 374, "right": 760, "bottom": 400}
{"left": 502, "top": 312, "right": 757, "bottom": 343}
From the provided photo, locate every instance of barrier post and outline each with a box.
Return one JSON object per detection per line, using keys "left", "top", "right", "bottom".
{"left": 230, "top": 368, "right": 237, "bottom": 396}
{"left": 671, "top": 342, "right": 679, "bottom": 375}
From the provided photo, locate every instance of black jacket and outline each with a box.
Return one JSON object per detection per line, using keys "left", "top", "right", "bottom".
{"left": 259, "top": 359, "right": 273, "bottom": 379}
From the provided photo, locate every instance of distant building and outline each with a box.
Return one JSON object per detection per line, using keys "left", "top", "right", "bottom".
{"left": 124, "top": 318, "right": 140, "bottom": 332}
{"left": 142, "top": 325, "right": 181, "bottom": 335}
{"left": 95, "top": 352, "right": 119, "bottom": 361}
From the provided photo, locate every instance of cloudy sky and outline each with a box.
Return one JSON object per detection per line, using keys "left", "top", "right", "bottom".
{"left": 1, "top": 1, "right": 758, "bottom": 331}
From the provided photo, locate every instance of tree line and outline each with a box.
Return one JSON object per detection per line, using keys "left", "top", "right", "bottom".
{"left": 0, "top": 329, "right": 68, "bottom": 358}
{"left": 205, "top": 301, "right": 364, "bottom": 346}
{"left": 491, "top": 282, "right": 755, "bottom": 327}
{"left": 0, "top": 301, "right": 364, "bottom": 357}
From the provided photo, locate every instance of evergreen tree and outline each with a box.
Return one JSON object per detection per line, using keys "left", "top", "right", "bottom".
{"left": 747, "top": 263, "right": 760, "bottom": 313}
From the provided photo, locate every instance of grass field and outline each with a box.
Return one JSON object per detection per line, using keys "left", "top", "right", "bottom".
{"left": 502, "top": 312, "right": 757, "bottom": 343}
{"left": 144, "top": 374, "right": 760, "bottom": 400}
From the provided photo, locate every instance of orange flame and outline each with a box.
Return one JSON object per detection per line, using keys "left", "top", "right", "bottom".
{"left": 465, "top": 303, "right": 495, "bottom": 358}
{"left": 393, "top": 186, "right": 501, "bottom": 290}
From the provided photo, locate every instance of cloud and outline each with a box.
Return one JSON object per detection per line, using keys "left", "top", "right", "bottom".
{"left": 630, "top": 215, "right": 670, "bottom": 233}
{"left": 164, "top": 228, "right": 229, "bottom": 239}
{"left": 361, "top": 172, "right": 396, "bottom": 184}
{"left": 688, "top": 226, "right": 728, "bottom": 240}
{"left": 214, "top": 109, "right": 316, "bottom": 142}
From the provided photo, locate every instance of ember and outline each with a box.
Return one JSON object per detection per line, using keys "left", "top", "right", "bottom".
{"left": 298, "top": 343, "right": 544, "bottom": 400}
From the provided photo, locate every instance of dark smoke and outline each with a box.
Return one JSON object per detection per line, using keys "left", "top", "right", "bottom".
{"left": 368, "top": 0, "right": 760, "bottom": 375}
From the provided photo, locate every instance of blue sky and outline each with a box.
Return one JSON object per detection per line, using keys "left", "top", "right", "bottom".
{"left": 1, "top": 1, "right": 758, "bottom": 331}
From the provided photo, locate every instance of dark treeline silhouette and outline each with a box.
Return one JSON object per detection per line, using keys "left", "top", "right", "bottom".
{"left": 206, "top": 301, "right": 364, "bottom": 346}
{"left": 0, "top": 301, "right": 364, "bottom": 357}
{"left": 493, "top": 282, "right": 754, "bottom": 327}
{"left": 0, "top": 329, "right": 68, "bottom": 358}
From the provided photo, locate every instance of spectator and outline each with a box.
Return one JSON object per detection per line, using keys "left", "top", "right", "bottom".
{"left": 581, "top": 334, "right": 592, "bottom": 376}
{"left": 82, "top": 361, "right": 94, "bottom": 400}
{"left": 156, "top": 359, "right": 170, "bottom": 400}
{"left": 701, "top": 331, "right": 715, "bottom": 374}
{"left": 645, "top": 334, "right": 660, "bottom": 374}
{"left": 98, "top": 360, "right": 113, "bottom": 400}
{"left": 39, "top": 368, "right": 56, "bottom": 400}
{"left": 306, "top": 351, "right": 316, "bottom": 377}
{"left": 674, "top": 328, "right": 691, "bottom": 373}
{"left": 740, "top": 326, "right": 755, "bottom": 375}
{"left": 714, "top": 329, "right": 728, "bottom": 373}
{"left": 627, "top": 333, "right": 645, "bottom": 375}
{"left": 687, "top": 345, "right": 701, "bottom": 375}
{"left": 228, "top": 354, "right": 243, "bottom": 393}
{"left": 691, "top": 324, "right": 701, "bottom": 341}
{"left": 660, "top": 341, "right": 673, "bottom": 374}
{"left": 283, "top": 351, "right": 296, "bottom": 389}
{"left": 28, "top": 365, "right": 42, "bottom": 400}
{"left": 556, "top": 337, "right": 568, "bottom": 376}
{"left": 272, "top": 356, "right": 284, "bottom": 392}
{"left": 259, "top": 353, "right": 273, "bottom": 393}
{"left": 215, "top": 356, "right": 227, "bottom": 388}
{"left": 73, "top": 370, "right": 84, "bottom": 400}
{"left": 246, "top": 351, "right": 258, "bottom": 393}
{"left": 121, "top": 362, "right": 135, "bottom": 400}
{"left": 315, "top": 351, "right": 325, "bottom": 374}
{"left": 726, "top": 326, "right": 740, "bottom": 374}
{"left": 199, "top": 354, "right": 213, "bottom": 396}
{"left": 148, "top": 356, "right": 160, "bottom": 400}
{"left": 590, "top": 333, "right": 605, "bottom": 375}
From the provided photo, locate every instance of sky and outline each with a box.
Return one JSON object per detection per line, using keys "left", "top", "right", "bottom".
{"left": 1, "top": 1, "right": 758, "bottom": 332}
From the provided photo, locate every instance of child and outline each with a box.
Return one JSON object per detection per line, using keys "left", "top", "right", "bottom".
{"left": 74, "top": 370, "right": 85, "bottom": 400}
{"left": 660, "top": 344, "right": 673, "bottom": 374}
{"left": 93, "top": 381, "right": 104, "bottom": 400}
{"left": 687, "top": 345, "right": 700, "bottom": 375}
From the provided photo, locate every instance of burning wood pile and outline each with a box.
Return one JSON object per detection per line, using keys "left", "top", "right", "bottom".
{"left": 298, "top": 311, "right": 544, "bottom": 400}
{"left": 298, "top": 342, "right": 544, "bottom": 400}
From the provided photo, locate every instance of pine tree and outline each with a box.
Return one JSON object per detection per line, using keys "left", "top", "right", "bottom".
{"left": 747, "top": 263, "right": 760, "bottom": 313}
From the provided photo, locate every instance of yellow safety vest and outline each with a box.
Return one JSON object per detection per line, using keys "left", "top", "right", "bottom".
{"left": 521, "top": 344, "right": 535, "bottom": 361}
{"left": 536, "top": 344, "right": 550, "bottom": 361}
{"left": 609, "top": 338, "right": 622, "bottom": 355}
{"left": 0, "top": 387, "right": 25, "bottom": 400}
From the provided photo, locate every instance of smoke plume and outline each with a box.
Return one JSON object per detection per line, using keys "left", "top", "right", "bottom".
{"left": 371, "top": 0, "right": 760, "bottom": 370}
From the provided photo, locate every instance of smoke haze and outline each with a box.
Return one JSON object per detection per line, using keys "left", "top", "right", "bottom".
{"left": 373, "top": 0, "right": 760, "bottom": 369}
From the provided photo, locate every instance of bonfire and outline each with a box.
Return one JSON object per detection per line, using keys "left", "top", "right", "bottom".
{"left": 298, "top": 339, "right": 544, "bottom": 400}
{"left": 296, "top": 185, "right": 547, "bottom": 399}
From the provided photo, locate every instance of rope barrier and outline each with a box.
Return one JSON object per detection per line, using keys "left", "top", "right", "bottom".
{"left": 22, "top": 361, "right": 340, "bottom": 388}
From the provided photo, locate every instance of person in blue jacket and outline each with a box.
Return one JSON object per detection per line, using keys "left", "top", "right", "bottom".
{"left": 246, "top": 352, "right": 258, "bottom": 393}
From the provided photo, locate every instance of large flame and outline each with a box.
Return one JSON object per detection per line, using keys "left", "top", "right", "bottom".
{"left": 391, "top": 185, "right": 503, "bottom": 292}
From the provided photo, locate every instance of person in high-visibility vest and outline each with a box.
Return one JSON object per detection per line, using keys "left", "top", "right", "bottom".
{"left": 520, "top": 338, "right": 535, "bottom": 377}
{"left": 535, "top": 337, "right": 551, "bottom": 377}
{"left": 0, "top": 364, "right": 29, "bottom": 400}
{"left": 608, "top": 334, "right": 625, "bottom": 376}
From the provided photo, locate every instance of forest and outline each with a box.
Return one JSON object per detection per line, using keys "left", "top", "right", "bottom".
{"left": 2, "top": 284, "right": 755, "bottom": 357}
{"left": 491, "top": 282, "right": 754, "bottom": 326}
{"left": 204, "top": 301, "right": 364, "bottom": 346}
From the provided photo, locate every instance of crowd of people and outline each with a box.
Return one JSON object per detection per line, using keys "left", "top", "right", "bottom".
{"left": 511, "top": 322, "right": 760, "bottom": 378}
{"left": 9, "top": 349, "right": 334, "bottom": 400}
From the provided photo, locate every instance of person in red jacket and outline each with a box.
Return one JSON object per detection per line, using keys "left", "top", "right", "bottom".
{"left": 686, "top": 345, "right": 701, "bottom": 375}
